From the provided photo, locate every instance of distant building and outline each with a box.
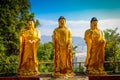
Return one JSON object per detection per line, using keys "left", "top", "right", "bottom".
{"left": 73, "top": 52, "right": 86, "bottom": 71}
{"left": 73, "top": 52, "right": 86, "bottom": 62}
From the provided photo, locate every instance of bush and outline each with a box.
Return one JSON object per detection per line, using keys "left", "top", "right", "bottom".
{"left": 0, "top": 53, "right": 18, "bottom": 74}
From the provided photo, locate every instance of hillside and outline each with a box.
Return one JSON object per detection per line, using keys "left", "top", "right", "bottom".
{"left": 40, "top": 35, "right": 86, "bottom": 52}
{"left": 41, "top": 35, "right": 85, "bottom": 46}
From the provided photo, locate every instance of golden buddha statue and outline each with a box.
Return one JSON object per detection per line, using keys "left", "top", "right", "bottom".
{"left": 84, "top": 17, "right": 106, "bottom": 75}
{"left": 52, "top": 16, "right": 73, "bottom": 77}
{"left": 17, "top": 19, "right": 40, "bottom": 77}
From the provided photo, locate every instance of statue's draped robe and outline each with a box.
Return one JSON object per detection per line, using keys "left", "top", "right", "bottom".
{"left": 84, "top": 29, "right": 106, "bottom": 74}
{"left": 17, "top": 29, "right": 40, "bottom": 76}
{"left": 53, "top": 27, "right": 73, "bottom": 75}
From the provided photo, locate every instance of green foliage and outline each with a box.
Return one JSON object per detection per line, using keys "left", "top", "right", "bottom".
{"left": 38, "top": 64, "right": 54, "bottom": 72}
{"left": 37, "top": 42, "right": 54, "bottom": 72}
{"left": 0, "top": 0, "right": 40, "bottom": 56}
{"left": 37, "top": 42, "right": 54, "bottom": 62}
{"left": 0, "top": 38, "right": 5, "bottom": 53}
{"left": 72, "top": 45, "right": 78, "bottom": 57}
{"left": 104, "top": 28, "right": 120, "bottom": 72}
{"left": 104, "top": 28, "right": 120, "bottom": 60}
{"left": 0, "top": 0, "right": 29, "bottom": 55}
{"left": 0, "top": 53, "right": 18, "bottom": 73}
{"left": 35, "top": 19, "right": 40, "bottom": 28}
{"left": 74, "top": 65, "right": 84, "bottom": 72}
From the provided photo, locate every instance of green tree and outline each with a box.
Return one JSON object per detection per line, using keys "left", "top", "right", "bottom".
{"left": 37, "top": 42, "right": 54, "bottom": 62}
{"left": 0, "top": 53, "right": 18, "bottom": 75}
{"left": 37, "top": 42, "right": 54, "bottom": 72}
{"left": 104, "top": 28, "right": 120, "bottom": 72}
{"left": 0, "top": 0, "right": 40, "bottom": 55}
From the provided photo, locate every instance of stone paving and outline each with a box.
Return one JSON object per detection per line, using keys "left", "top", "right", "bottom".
{"left": 40, "top": 76, "right": 88, "bottom": 80}
{"left": 39, "top": 73, "right": 88, "bottom": 80}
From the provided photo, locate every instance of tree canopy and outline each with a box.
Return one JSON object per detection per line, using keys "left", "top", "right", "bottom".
{"left": 0, "top": 0, "right": 40, "bottom": 55}
{"left": 104, "top": 28, "right": 120, "bottom": 61}
{"left": 104, "top": 28, "right": 120, "bottom": 72}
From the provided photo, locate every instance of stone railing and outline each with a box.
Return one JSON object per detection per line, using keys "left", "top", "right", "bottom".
{"left": 0, "top": 61, "right": 120, "bottom": 75}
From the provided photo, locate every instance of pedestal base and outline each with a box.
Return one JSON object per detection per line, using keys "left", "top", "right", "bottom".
{"left": 89, "top": 76, "right": 120, "bottom": 80}
{"left": 0, "top": 77, "right": 39, "bottom": 80}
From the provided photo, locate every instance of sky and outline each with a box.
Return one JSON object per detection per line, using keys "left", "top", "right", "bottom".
{"left": 30, "top": 0, "right": 120, "bottom": 37}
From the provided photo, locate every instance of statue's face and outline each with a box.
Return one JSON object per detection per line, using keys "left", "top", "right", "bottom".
{"left": 58, "top": 19, "right": 66, "bottom": 28}
{"left": 28, "top": 21, "right": 34, "bottom": 29}
{"left": 91, "top": 21, "right": 98, "bottom": 29}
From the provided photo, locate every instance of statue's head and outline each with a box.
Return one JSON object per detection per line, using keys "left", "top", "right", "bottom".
{"left": 28, "top": 18, "right": 34, "bottom": 30}
{"left": 90, "top": 17, "right": 98, "bottom": 30}
{"left": 58, "top": 16, "right": 66, "bottom": 28}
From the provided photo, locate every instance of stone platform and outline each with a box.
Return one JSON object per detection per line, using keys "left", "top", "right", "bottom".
{"left": 0, "top": 73, "right": 120, "bottom": 80}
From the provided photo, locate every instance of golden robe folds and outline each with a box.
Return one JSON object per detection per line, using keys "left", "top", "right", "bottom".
{"left": 17, "top": 20, "right": 40, "bottom": 77}
{"left": 52, "top": 16, "right": 73, "bottom": 77}
{"left": 84, "top": 17, "right": 106, "bottom": 75}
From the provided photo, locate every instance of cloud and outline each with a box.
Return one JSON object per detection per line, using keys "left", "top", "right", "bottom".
{"left": 67, "top": 20, "right": 89, "bottom": 37}
{"left": 38, "top": 19, "right": 120, "bottom": 37}
{"left": 38, "top": 20, "right": 57, "bottom": 36}
{"left": 40, "top": 20, "right": 57, "bottom": 26}
{"left": 99, "top": 19, "right": 120, "bottom": 30}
